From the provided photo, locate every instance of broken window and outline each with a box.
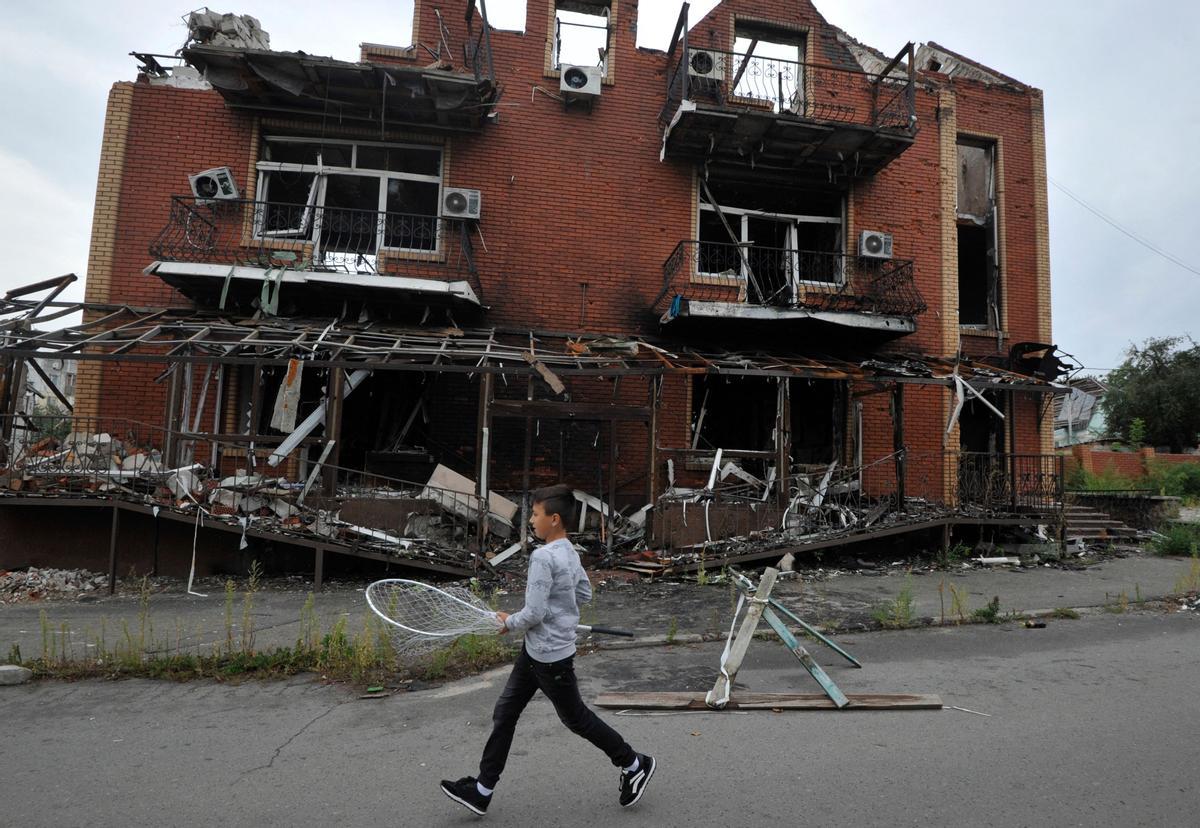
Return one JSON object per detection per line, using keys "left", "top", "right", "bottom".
{"left": 956, "top": 138, "right": 999, "bottom": 328}
{"left": 554, "top": 1, "right": 610, "bottom": 71}
{"left": 731, "top": 23, "right": 805, "bottom": 114}
{"left": 697, "top": 179, "right": 844, "bottom": 297}
{"left": 255, "top": 137, "right": 443, "bottom": 264}
{"left": 689, "top": 376, "right": 844, "bottom": 473}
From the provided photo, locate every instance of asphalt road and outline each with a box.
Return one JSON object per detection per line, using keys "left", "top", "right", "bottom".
{"left": 3, "top": 611, "right": 1198, "bottom": 827}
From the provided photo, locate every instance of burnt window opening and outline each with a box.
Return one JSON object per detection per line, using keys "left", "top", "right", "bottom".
{"left": 959, "top": 393, "right": 1005, "bottom": 455}
{"left": 554, "top": 1, "right": 611, "bottom": 71}
{"left": 338, "top": 372, "right": 445, "bottom": 481}
{"left": 957, "top": 138, "right": 999, "bottom": 328}
{"left": 234, "top": 364, "right": 325, "bottom": 437}
{"left": 698, "top": 179, "right": 845, "bottom": 291}
{"left": 732, "top": 24, "right": 806, "bottom": 114}
{"left": 789, "top": 378, "right": 844, "bottom": 468}
{"left": 255, "top": 137, "right": 443, "bottom": 262}
{"left": 689, "top": 376, "right": 844, "bottom": 474}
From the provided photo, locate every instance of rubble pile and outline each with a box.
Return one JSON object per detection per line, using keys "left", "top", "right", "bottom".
{"left": 0, "top": 568, "right": 108, "bottom": 603}
{"left": 1, "top": 434, "right": 645, "bottom": 573}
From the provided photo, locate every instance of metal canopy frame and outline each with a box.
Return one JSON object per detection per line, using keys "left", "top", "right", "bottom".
{"left": 1, "top": 291, "right": 1059, "bottom": 394}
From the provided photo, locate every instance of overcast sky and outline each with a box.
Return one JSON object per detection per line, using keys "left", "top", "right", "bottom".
{"left": 2, "top": 0, "right": 1197, "bottom": 374}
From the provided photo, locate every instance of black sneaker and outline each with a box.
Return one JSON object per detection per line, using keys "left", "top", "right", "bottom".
{"left": 440, "top": 776, "right": 491, "bottom": 815}
{"left": 618, "top": 753, "right": 656, "bottom": 808}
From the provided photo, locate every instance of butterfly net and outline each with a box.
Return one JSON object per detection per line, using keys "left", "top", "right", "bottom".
{"left": 366, "top": 579, "right": 502, "bottom": 658}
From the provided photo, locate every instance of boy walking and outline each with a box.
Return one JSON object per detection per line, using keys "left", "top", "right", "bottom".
{"left": 440, "top": 484, "right": 656, "bottom": 815}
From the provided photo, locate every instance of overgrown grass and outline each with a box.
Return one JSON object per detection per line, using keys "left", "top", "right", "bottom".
{"left": 1049, "top": 607, "right": 1080, "bottom": 620}
{"left": 2, "top": 568, "right": 514, "bottom": 686}
{"left": 1152, "top": 524, "right": 1200, "bottom": 556}
{"left": 872, "top": 575, "right": 917, "bottom": 629}
{"left": 421, "top": 634, "right": 515, "bottom": 681}
{"left": 1069, "top": 459, "right": 1200, "bottom": 502}
{"left": 1066, "top": 464, "right": 1144, "bottom": 492}
{"left": 935, "top": 543, "right": 971, "bottom": 570}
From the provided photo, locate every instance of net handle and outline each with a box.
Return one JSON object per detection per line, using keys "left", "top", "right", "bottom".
{"left": 365, "top": 578, "right": 498, "bottom": 638}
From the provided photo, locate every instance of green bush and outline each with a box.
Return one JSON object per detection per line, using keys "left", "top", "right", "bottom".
{"left": 1152, "top": 524, "right": 1200, "bottom": 557}
{"left": 1147, "top": 461, "right": 1200, "bottom": 500}
{"left": 1066, "top": 464, "right": 1143, "bottom": 492}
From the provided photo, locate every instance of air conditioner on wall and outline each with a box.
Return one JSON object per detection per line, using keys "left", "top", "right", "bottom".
{"left": 188, "top": 167, "right": 239, "bottom": 202}
{"left": 441, "top": 187, "right": 482, "bottom": 220}
{"left": 560, "top": 65, "right": 602, "bottom": 101}
{"left": 858, "top": 230, "right": 894, "bottom": 259}
{"left": 687, "top": 49, "right": 723, "bottom": 82}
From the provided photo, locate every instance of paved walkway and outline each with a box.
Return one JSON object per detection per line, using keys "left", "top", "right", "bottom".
{"left": 2, "top": 552, "right": 1195, "bottom": 661}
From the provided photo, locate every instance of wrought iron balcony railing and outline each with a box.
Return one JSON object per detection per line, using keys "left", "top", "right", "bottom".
{"left": 654, "top": 241, "right": 927, "bottom": 319}
{"left": 150, "top": 196, "right": 481, "bottom": 286}
{"left": 663, "top": 45, "right": 916, "bottom": 131}
{"left": 958, "top": 452, "right": 1065, "bottom": 514}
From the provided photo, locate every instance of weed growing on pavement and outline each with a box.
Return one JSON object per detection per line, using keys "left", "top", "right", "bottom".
{"left": 7, "top": 584, "right": 452, "bottom": 686}
{"left": 972, "top": 596, "right": 1003, "bottom": 624}
{"left": 948, "top": 583, "right": 970, "bottom": 624}
{"left": 1049, "top": 607, "right": 1080, "bottom": 620}
{"left": 422, "top": 634, "right": 514, "bottom": 682}
{"left": 1103, "top": 591, "right": 1130, "bottom": 614}
{"left": 1174, "top": 553, "right": 1200, "bottom": 595}
{"left": 872, "top": 575, "right": 916, "bottom": 629}
{"left": 666, "top": 615, "right": 679, "bottom": 644}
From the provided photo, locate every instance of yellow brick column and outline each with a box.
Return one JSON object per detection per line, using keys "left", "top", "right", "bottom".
{"left": 74, "top": 83, "right": 135, "bottom": 420}
{"left": 1030, "top": 90, "right": 1055, "bottom": 455}
{"left": 937, "top": 87, "right": 960, "bottom": 504}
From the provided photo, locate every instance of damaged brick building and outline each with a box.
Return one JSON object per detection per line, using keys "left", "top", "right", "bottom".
{"left": 0, "top": 0, "right": 1068, "bottom": 583}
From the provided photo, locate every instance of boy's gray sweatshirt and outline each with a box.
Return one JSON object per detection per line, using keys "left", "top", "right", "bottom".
{"left": 502, "top": 537, "right": 591, "bottom": 663}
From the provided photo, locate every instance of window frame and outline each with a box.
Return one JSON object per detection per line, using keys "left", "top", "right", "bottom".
{"left": 546, "top": 0, "right": 617, "bottom": 83}
{"left": 254, "top": 136, "right": 444, "bottom": 256}
{"left": 697, "top": 202, "right": 845, "bottom": 288}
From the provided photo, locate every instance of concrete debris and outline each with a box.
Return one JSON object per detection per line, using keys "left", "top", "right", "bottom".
{"left": 186, "top": 10, "right": 270, "bottom": 51}
{"left": 0, "top": 567, "right": 109, "bottom": 604}
{"left": 0, "top": 664, "right": 34, "bottom": 686}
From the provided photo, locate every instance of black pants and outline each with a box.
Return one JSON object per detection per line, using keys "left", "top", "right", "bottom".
{"left": 477, "top": 645, "right": 635, "bottom": 788}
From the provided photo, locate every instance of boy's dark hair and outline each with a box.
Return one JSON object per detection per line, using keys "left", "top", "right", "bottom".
{"left": 532, "top": 484, "right": 576, "bottom": 525}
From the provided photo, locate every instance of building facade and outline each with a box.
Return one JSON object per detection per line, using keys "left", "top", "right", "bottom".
{"left": 13, "top": 0, "right": 1065, "bottom": 572}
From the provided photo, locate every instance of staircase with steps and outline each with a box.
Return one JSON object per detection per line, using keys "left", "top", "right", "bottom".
{"left": 1063, "top": 504, "right": 1140, "bottom": 543}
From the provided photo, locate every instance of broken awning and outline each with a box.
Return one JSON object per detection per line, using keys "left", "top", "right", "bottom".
{"left": 0, "top": 318, "right": 1061, "bottom": 397}
{"left": 181, "top": 46, "right": 496, "bottom": 132}
{"left": 145, "top": 261, "right": 482, "bottom": 308}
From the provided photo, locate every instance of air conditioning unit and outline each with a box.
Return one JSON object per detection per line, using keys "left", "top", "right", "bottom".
{"left": 188, "top": 167, "right": 239, "bottom": 202}
{"left": 687, "top": 49, "right": 723, "bottom": 82}
{"left": 560, "top": 65, "right": 602, "bottom": 101}
{"left": 441, "top": 187, "right": 482, "bottom": 220}
{"left": 858, "top": 230, "right": 894, "bottom": 259}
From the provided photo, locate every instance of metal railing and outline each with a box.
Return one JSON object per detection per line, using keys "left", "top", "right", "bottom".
{"left": 150, "top": 196, "right": 481, "bottom": 285}
{"left": 958, "top": 452, "right": 1064, "bottom": 513}
{"left": 654, "top": 241, "right": 927, "bottom": 319}
{"left": 663, "top": 44, "right": 915, "bottom": 131}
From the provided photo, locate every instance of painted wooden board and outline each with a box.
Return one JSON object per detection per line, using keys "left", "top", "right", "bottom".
{"left": 594, "top": 691, "right": 943, "bottom": 711}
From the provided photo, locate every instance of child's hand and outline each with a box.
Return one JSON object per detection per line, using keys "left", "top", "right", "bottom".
{"left": 495, "top": 611, "right": 509, "bottom": 633}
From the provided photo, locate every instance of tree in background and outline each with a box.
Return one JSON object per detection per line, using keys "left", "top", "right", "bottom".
{"left": 1103, "top": 336, "right": 1200, "bottom": 453}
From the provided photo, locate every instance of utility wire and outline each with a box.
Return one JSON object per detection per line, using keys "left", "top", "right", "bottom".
{"left": 1049, "top": 177, "right": 1200, "bottom": 278}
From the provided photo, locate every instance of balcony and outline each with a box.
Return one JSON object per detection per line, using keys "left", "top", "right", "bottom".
{"left": 148, "top": 196, "right": 482, "bottom": 312}
{"left": 661, "top": 44, "right": 916, "bottom": 181}
{"left": 653, "top": 241, "right": 926, "bottom": 333}
{"left": 183, "top": 13, "right": 497, "bottom": 133}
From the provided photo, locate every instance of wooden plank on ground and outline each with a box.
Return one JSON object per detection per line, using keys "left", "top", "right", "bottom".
{"left": 594, "top": 691, "right": 942, "bottom": 711}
